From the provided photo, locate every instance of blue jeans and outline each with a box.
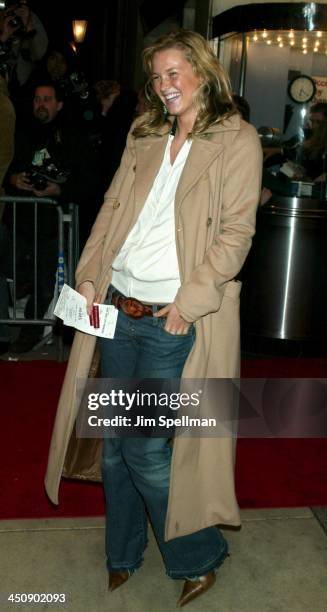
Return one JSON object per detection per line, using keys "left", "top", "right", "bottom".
{"left": 100, "top": 295, "right": 228, "bottom": 579}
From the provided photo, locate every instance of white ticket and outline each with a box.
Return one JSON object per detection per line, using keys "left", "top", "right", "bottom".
{"left": 54, "top": 284, "right": 118, "bottom": 338}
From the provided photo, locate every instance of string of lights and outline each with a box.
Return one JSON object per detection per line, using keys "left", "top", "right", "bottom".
{"left": 251, "top": 29, "right": 326, "bottom": 54}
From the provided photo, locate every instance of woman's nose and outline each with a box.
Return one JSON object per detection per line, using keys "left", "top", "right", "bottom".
{"left": 160, "top": 75, "right": 171, "bottom": 92}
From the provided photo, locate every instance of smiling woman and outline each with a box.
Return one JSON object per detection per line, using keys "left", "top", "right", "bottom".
{"left": 151, "top": 48, "right": 202, "bottom": 134}
{"left": 45, "top": 29, "right": 262, "bottom": 608}
{"left": 135, "top": 30, "right": 235, "bottom": 139}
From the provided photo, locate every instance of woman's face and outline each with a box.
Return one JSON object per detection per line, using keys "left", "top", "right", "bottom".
{"left": 151, "top": 48, "right": 201, "bottom": 125}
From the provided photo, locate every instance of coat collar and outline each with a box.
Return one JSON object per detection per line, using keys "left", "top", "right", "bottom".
{"left": 176, "top": 114, "right": 241, "bottom": 203}
{"left": 201, "top": 112, "right": 241, "bottom": 134}
{"left": 134, "top": 113, "right": 241, "bottom": 208}
{"left": 176, "top": 137, "right": 223, "bottom": 205}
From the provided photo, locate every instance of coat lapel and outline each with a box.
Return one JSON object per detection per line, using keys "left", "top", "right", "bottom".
{"left": 133, "top": 114, "right": 240, "bottom": 211}
{"left": 134, "top": 133, "right": 170, "bottom": 213}
{"left": 175, "top": 136, "right": 224, "bottom": 207}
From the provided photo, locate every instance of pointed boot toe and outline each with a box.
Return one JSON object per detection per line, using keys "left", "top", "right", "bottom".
{"left": 177, "top": 570, "right": 216, "bottom": 607}
{"left": 108, "top": 570, "right": 130, "bottom": 591}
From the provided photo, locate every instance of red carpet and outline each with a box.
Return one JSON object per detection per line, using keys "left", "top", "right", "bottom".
{"left": 0, "top": 358, "right": 327, "bottom": 520}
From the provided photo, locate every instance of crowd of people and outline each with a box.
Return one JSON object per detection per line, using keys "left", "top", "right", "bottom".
{"left": 1, "top": 3, "right": 327, "bottom": 359}
{"left": 0, "top": 2, "right": 141, "bottom": 353}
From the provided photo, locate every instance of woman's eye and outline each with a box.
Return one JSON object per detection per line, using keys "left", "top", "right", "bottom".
{"left": 151, "top": 75, "right": 160, "bottom": 82}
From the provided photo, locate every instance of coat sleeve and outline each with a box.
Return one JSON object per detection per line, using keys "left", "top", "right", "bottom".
{"left": 75, "top": 127, "right": 136, "bottom": 288}
{"left": 174, "top": 123, "right": 262, "bottom": 322}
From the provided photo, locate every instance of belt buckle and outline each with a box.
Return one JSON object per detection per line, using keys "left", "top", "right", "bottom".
{"left": 122, "top": 297, "right": 147, "bottom": 319}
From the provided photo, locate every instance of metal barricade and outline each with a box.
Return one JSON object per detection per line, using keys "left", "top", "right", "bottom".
{"left": 0, "top": 196, "right": 79, "bottom": 360}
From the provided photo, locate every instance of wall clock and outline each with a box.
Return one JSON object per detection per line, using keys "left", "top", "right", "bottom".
{"left": 288, "top": 75, "right": 316, "bottom": 104}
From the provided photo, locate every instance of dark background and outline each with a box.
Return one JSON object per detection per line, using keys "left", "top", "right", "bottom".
{"left": 27, "top": 0, "right": 187, "bottom": 87}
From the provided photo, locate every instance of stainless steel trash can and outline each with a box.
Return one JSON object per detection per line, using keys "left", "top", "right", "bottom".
{"left": 241, "top": 195, "right": 327, "bottom": 340}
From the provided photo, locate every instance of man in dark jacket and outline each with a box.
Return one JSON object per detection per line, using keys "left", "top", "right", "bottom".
{"left": 9, "top": 82, "right": 97, "bottom": 208}
{"left": 6, "top": 81, "right": 98, "bottom": 352}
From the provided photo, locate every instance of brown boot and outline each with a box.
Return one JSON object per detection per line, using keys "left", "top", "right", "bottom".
{"left": 177, "top": 571, "right": 216, "bottom": 607}
{"left": 108, "top": 570, "right": 130, "bottom": 591}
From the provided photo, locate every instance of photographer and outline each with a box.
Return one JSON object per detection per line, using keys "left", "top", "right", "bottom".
{"left": 0, "top": 1, "right": 48, "bottom": 122}
{"left": 8, "top": 81, "right": 97, "bottom": 205}
{"left": 5, "top": 81, "right": 98, "bottom": 352}
{"left": 45, "top": 46, "right": 91, "bottom": 107}
{"left": 39, "top": 46, "right": 98, "bottom": 146}
{"left": 0, "top": 1, "right": 48, "bottom": 85}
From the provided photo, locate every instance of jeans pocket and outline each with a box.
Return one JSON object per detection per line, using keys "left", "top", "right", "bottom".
{"left": 158, "top": 318, "right": 194, "bottom": 338}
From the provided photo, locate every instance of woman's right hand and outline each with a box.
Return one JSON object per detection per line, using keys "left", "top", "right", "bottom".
{"left": 77, "top": 281, "right": 96, "bottom": 316}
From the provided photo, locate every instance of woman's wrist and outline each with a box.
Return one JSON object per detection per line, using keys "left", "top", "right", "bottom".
{"left": 77, "top": 280, "right": 94, "bottom": 290}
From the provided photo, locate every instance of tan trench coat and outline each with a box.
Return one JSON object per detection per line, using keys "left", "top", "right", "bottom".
{"left": 45, "top": 113, "right": 262, "bottom": 541}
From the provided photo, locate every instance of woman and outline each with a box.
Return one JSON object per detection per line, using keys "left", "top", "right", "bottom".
{"left": 45, "top": 30, "right": 262, "bottom": 607}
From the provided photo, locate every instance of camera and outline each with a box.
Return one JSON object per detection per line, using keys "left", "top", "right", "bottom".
{"left": 26, "top": 160, "right": 70, "bottom": 191}
{"left": 6, "top": 10, "right": 23, "bottom": 30}
{"left": 57, "top": 71, "right": 90, "bottom": 101}
{"left": 4, "top": 1, "right": 28, "bottom": 36}
{"left": 26, "top": 170, "right": 47, "bottom": 191}
{"left": 69, "top": 72, "right": 89, "bottom": 100}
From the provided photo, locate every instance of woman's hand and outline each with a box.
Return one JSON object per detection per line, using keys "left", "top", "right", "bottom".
{"left": 77, "top": 281, "right": 96, "bottom": 316}
{"left": 154, "top": 303, "right": 191, "bottom": 335}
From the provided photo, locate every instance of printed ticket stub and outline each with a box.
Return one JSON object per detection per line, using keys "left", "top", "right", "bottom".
{"left": 54, "top": 284, "right": 118, "bottom": 338}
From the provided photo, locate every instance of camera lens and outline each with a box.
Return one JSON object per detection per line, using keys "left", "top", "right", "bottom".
{"left": 35, "top": 177, "right": 47, "bottom": 190}
{"left": 8, "top": 14, "right": 23, "bottom": 29}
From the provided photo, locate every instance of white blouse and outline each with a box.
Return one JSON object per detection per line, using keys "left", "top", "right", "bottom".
{"left": 111, "top": 134, "right": 192, "bottom": 303}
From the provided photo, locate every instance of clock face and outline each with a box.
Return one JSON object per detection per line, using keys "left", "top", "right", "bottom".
{"left": 288, "top": 75, "right": 316, "bottom": 104}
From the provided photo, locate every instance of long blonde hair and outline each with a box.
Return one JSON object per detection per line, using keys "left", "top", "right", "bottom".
{"left": 132, "top": 29, "right": 236, "bottom": 139}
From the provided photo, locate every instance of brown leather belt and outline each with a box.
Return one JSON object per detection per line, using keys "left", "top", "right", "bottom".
{"left": 111, "top": 290, "right": 166, "bottom": 319}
